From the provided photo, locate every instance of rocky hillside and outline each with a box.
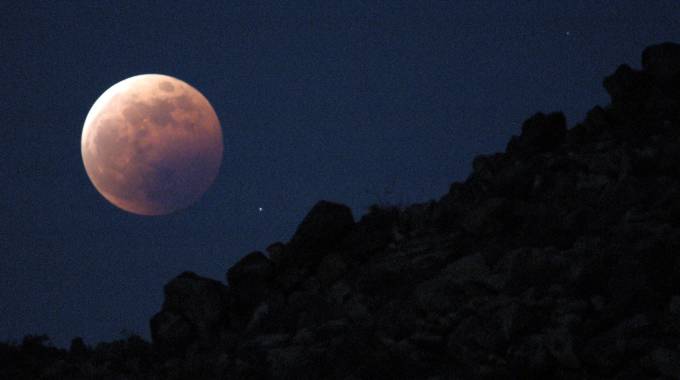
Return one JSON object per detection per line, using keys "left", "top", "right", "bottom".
{"left": 3, "top": 42, "right": 680, "bottom": 379}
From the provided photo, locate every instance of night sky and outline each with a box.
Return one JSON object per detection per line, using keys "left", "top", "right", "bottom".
{"left": 2, "top": 1, "right": 679, "bottom": 347}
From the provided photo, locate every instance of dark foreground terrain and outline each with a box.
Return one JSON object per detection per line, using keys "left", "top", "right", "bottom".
{"left": 3, "top": 42, "right": 680, "bottom": 379}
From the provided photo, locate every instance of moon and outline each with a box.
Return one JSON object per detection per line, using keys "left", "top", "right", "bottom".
{"left": 81, "top": 74, "right": 223, "bottom": 215}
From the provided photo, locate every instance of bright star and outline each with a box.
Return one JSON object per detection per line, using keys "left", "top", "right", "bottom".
{"left": 258, "top": 207, "right": 263, "bottom": 212}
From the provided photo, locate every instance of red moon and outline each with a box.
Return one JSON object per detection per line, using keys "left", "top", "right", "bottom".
{"left": 81, "top": 74, "right": 223, "bottom": 215}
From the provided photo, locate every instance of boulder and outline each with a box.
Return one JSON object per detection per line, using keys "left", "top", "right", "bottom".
{"left": 69, "top": 337, "right": 87, "bottom": 356}
{"left": 316, "top": 253, "right": 348, "bottom": 286}
{"left": 400, "top": 201, "right": 436, "bottom": 234}
{"left": 266, "top": 242, "right": 286, "bottom": 263}
{"left": 288, "top": 200, "right": 354, "bottom": 253}
{"left": 494, "top": 248, "right": 567, "bottom": 294}
{"left": 581, "top": 105, "right": 610, "bottom": 137}
{"left": 150, "top": 272, "right": 229, "bottom": 352}
{"left": 506, "top": 112, "right": 566, "bottom": 154}
{"left": 461, "top": 197, "right": 508, "bottom": 235}
{"left": 641, "top": 348, "right": 680, "bottom": 378}
{"left": 443, "top": 252, "right": 493, "bottom": 287}
{"left": 507, "top": 334, "right": 554, "bottom": 375}
{"left": 266, "top": 345, "right": 318, "bottom": 379}
{"left": 641, "top": 42, "right": 680, "bottom": 88}
{"left": 449, "top": 315, "right": 503, "bottom": 353}
{"left": 150, "top": 310, "right": 195, "bottom": 353}
{"left": 228, "top": 251, "right": 273, "bottom": 287}
{"left": 603, "top": 64, "right": 650, "bottom": 105}
{"left": 413, "top": 253, "right": 495, "bottom": 314}
{"left": 227, "top": 251, "right": 273, "bottom": 308}
{"left": 544, "top": 328, "right": 580, "bottom": 369}
{"left": 494, "top": 300, "right": 535, "bottom": 341}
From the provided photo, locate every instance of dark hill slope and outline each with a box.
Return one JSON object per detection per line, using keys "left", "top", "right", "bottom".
{"left": 148, "top": 42, "right": 680, "bottom": 380}
{"left": 4, "top": 42, "right": 680, "bottom": 379}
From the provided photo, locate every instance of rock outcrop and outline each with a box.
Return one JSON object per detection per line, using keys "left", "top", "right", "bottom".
{"left": 3, "top": 42, "right": 680, "bottom": 380}
{"left": 150, "top": 272, "right": 229, "bottom": 354}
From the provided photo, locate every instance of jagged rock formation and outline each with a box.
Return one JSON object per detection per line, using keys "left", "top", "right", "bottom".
{"left": 146, "top": 42, "right": 680, "bottom": 380}
{"left": 2, "top": 42, "right": 680, "bottom": 379}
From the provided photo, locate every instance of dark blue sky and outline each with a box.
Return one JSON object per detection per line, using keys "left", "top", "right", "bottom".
{"left": 2, "top": 1, "right": 679, "bottom": 346}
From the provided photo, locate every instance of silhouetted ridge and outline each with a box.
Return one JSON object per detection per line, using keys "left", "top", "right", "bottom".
{"left": 3, "top": 42, "right": 680, "bottom": 379}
